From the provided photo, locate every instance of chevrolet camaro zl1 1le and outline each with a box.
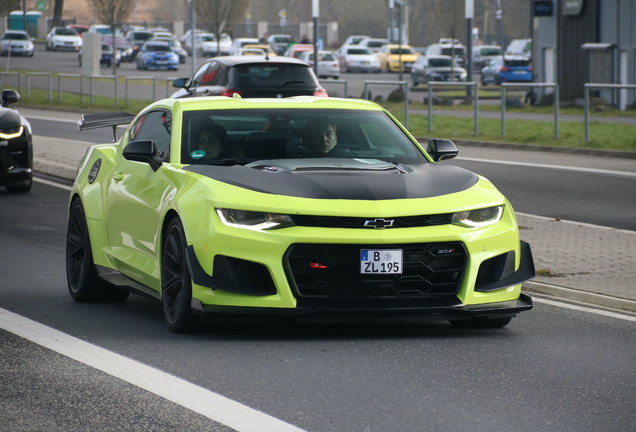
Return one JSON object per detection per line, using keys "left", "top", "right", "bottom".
{"left": 67, "top": 96, "right": 534, "bottom": 332}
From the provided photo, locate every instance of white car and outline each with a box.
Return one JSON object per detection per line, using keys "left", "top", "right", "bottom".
{"left": 46, "top": 27, "right": 82, "bottom": 51}
{"left": 358, "top": 37, "right": 390, "bottom": 53}
{"left": 0, "top": 31, "right": 34, "bottom": 57}
{"left": 334, "top": 46, "right": 380, "bottom": 73}
{"left": 298, "top": 50, "right": 339, "bottom": 79}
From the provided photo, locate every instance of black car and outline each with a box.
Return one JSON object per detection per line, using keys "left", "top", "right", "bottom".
{"left": 0, "top": 90, "right": 33, "bottom": 193}
{"left": 170, "top": 55, "right": 328, "bottom": 99}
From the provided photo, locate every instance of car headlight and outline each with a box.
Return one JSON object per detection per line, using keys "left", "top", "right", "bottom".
{"left": 451, "top": 205, "right": 503, "bottom": 228}
{"left": 0, "top": 125, "right": 24, "bottom": 139}
{"left": 216, "top": 208, "right": 295, "bottom": 230}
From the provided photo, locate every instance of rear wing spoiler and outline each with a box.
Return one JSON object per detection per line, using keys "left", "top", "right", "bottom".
{"left": 77, "top": 111, "right": 137, "bottom": 142}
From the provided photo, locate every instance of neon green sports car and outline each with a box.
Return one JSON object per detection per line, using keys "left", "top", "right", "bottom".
{"left": 66, "top": 96, "right": 534, "bottom": 333}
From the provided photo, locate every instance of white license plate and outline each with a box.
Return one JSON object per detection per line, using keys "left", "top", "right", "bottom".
{"left": 360, "top": 249, "right": 403, "bottom": 274}
{"left": 514, "top": 70, "right": 526, "bottom": 74}
{"left": 156, "top": 60, "right": 168, "bottom": 65}
{"left": 404, "top": 62, "right": 413, "bottom": 67}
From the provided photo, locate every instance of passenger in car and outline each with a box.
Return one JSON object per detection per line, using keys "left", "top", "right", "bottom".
{"left": 196, "top": 123, "right": 228, "bottom": 160}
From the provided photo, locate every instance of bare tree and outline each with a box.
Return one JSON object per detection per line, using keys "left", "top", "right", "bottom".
{"left": 92, "top": 0, "right": 134, "bottom": 75}
{"left": 52, "top": 0, "right": 64, "bottom": 27}
{"left": 194, "top": 0, "right": 250, "bottom": 55}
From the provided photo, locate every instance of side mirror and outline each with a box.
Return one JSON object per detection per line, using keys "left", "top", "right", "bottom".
{"left": 426, "top": 138, "right": 458, "bottom": 162}
{"left": 1, "top": 89, "right": 20, "bottom": 107}
{"left": 123, "top": 140, "right": 162, "bottom": 171}
{"left": 172, "top": 77, "right": 190, "bottom": 89}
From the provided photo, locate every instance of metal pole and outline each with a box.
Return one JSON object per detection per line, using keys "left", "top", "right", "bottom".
{"left": 584, "top": 85, "right": 589, "bottom": 142}
{"left": 398, "top": 5, "right": 403, "bottom": 81}
{"left": 190, "top": 0, "right": 196, "bottom": 76}
{"left": 404, "top": 83, "right": 409, "bottom": 129}
{"left": 466, "top": 0, "right": 474, "bottom": 99}
{"left": 500, "top": 86, "right": 506, "bottom": 136}
{"left": 313, "top": 0, "right": 319, "bottom": 77}
{"left": 428, "top": 82, "right": 432, "bottom": 131}
{"left": 554, "top": 84, "right": 559, "bottom": 139}
{"left": 473, "top": 82, "right": 478, "bottom": 136}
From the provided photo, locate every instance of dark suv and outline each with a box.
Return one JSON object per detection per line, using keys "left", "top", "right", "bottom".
{"left": 170, "top": 56, "right": 328, "bottom": 99}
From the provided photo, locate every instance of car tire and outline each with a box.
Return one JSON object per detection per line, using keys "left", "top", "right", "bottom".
{"left": 481, "top": 75, "right": 487, "bottom": 86}
{"left": 495, "top": 75, "right": 501, "bottom": 86}
{"left": 411, "top": 74, "right": 418, "bottom": 87}
{"left": 161, "top": 217, "right": 198, "bottom": 333}
{"left": 66, "top": 199, "right": 129, "bottom": 303}
{"left": 449, "top": 316, "right": 512, "bottom": 329}
{"left": 45, "top": 43, "right": 50, "bottom": 51}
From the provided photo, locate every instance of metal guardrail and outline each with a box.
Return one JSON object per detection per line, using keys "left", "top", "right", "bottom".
{"left": 0, "top": 72, "right": 20, "bottom": 93}
{"left": 501, "top": 83, "right": 559, "bottom": 139}
{"left": 318, "top": 79, "right": 348, "bottom": 98}
{"left": 125, "top": 76, "right": 156, "bottom": 105}
{"left": 26, "top": 72, "right": 53, "bottom": 101}
{"left": 57, "top": 74, "right": 83, "bottom": 103}
{"left": 427, "top": 82, "right": 479, "bottom": 136}
{"left": 363, "top": 80, "right": 409, "bottom": 128}
{"left": 584, "top": 83, "right": 636, "bottom": 142}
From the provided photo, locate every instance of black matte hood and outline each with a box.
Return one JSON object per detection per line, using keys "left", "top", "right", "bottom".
{"left": 0, "top": 108, "right": 23, "bottom": 127}
{"left": 184, "top": 159, "right": 478, "bottom": 200}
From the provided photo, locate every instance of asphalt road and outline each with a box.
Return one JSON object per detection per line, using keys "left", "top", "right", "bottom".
{"left": 1, "top": 180, "right": 636, "bottom": 431}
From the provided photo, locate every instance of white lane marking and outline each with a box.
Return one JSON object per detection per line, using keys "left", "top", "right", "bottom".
{"left": 532, "top": 297, "right": 636, "bottom": 322}
{"left": 0, "top": 308, "right": 307, "bottom": 432}
{"left": 34, "top": 176, "right": 72, "bottom": 191}
{"left": 457, "top": 156, "right": 636, "bottom": 178}
{"left": 25, "top": 115, "right": 78, "bottom": 124}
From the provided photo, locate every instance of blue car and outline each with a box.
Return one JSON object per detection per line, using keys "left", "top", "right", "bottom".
{"left": 480, "top": 55, "right": 532, "bottom": 86}
{"left": 136, "top": 41, "right": 179, "bottom": 71}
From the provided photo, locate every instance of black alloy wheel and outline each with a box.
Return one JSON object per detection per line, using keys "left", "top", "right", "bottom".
{"left": 66, "top": 199, "right": 129, "bottom": 302}
{"left": 162, "top": 218, "right": 198, "bottom": 333}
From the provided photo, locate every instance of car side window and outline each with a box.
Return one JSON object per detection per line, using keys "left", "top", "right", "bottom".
{"left": 191, "top": 63, "right": 211, "bottom": 87}
{"left": 200, "top": 62, "right": 221, "bottom": 86}
{"left": 128, "top": 110, "right": 172, "bottom": 160}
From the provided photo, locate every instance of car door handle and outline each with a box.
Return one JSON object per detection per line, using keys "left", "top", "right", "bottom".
{"left": 113, "top": 172, "right": 123, "bottom": 182}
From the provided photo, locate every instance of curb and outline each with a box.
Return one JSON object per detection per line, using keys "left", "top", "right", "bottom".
{"left": 524, "top": 282, "right": 636, "bottom": 314}
{"left": 33, "top": 158, "right": 77, "bottom": 182}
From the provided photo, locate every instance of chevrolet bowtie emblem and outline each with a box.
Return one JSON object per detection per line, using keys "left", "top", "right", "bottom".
{"left": 363, "top": 218, "right": 395, "bottom": 229}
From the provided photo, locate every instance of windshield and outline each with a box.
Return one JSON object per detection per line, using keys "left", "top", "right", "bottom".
{"left": 347, "top": 48, "right": 371, "bottom": 55}
{"left": 390, "top": 48, "right": 415, "bottom": 55}
{"left": 505, "top": 59, "right": 531, "bottom": 67}
{"left": 229, "top": 63, "right": 318, "bottom": 88}
{"left": 200, "top": 35, "right": 216, "bottom": 42}
{"left": 441, "top": 47, "right": 465, "bottom": 56}
{"left": 146, "top": 44, "right": 171, "bottom": 52}
{"left": 3, "top": 33, "right": 28, "bottom": 40}
{"left": 181, "top": 109, "right": 426, "bottom": 165}
{"left": 367, "top": 41, "right": 387, "bottom": 48}
{"left": 132, "top": 32, "right": 153, "bottom": 41}
{"left": 55, "top": 28, "right": 78, "bottom": 36}
{"left": 480, "top": 48, "right": 501, "bottom": 56}
{"left": 429, "top": 58, "right": 454, "bottom": 67}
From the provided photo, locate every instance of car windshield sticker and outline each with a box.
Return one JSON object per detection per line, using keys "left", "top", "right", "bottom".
{"left": 190, "top": 150, "right": 206, "bottom": 159}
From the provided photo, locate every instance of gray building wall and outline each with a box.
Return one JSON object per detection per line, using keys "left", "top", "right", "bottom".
{"left": 534, "top": 0, "right": 635, "bottom": 106}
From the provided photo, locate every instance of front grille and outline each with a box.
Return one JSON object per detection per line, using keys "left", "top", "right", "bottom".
{"left": 285, "top": 242, "right": 467, "bottom": 299}
{"left": 291, "top": 214, "right": 453, "bottom": 229}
